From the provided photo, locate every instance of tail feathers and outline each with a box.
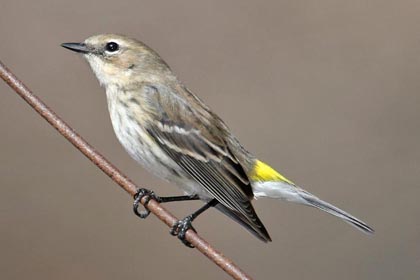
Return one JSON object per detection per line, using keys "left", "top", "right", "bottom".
{"left": 299, "top": 192, "right": 374, "bottom": 234}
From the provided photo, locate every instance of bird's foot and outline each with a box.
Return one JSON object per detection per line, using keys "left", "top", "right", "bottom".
{"left": 133, "top": 188, "right": 161, "bottom": 219}
{"left": 170, "top": 215, "right": 197, "bottom": 248}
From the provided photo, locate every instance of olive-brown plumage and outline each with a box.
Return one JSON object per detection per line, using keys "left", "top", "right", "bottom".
{"left": 61, "top": 34, "right": 373, "bottom": 245}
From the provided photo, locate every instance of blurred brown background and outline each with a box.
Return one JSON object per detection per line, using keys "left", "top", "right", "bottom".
{"left": 1, "top": 1, "right": 419, "bottom": 279}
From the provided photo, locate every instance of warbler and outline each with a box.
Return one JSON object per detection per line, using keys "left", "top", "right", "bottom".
{"left": 62, "top": 34, "right": 373, "bottom": 246}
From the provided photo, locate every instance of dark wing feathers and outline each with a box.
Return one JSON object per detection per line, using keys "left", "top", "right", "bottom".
{"left": 215, "top": 203, "right": 271, "bottom": 242}
{"left": 143, "top": 84, "right": 270, "bottom": 241}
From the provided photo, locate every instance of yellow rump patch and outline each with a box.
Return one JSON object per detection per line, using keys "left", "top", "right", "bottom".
{"left": 250, "top": 160, "right": 294, "bottom": 185}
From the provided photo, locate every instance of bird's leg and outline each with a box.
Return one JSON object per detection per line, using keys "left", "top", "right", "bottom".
{"left": 133, "top": 188, "right": 199, "bottom": 219}
{"left": 171, "top": 199, "right": 219, "bottom": 248}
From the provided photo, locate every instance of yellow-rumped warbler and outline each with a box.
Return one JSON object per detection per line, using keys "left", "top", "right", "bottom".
{"left": 62, "top": 34, "right": 373, "bottom": 246}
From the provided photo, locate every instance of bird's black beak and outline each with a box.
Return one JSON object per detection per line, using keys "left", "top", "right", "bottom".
{"left": 61, "top": 42, "right": 90, "bottom": 54}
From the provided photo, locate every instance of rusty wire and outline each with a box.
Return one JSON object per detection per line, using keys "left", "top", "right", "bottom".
{"left": 0, "top": 60, "right": 253, "bottom": 280}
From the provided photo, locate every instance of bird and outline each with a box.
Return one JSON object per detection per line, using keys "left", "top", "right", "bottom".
{"left": 61, "top": 34, "right": 374, "bottom": 247}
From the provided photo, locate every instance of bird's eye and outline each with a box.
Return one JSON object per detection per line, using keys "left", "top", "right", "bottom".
{"left": 105, "top": 42, "right": 119, "bottom": 52}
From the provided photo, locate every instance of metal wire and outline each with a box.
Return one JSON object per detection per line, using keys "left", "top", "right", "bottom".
{"left": 0, "top": 60, "right": 253, "bottom": 280}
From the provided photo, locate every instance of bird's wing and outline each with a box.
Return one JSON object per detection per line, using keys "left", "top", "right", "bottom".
{"left": 143, "top": 84, "right": 271, "bottom": 241}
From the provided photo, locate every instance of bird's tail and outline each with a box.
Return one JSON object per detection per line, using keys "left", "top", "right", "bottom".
{"left": 297, "top": 191, "right": 374, "bottom": 234}
{"left": 250, "top": 160, "right": 374, "bottom": 234}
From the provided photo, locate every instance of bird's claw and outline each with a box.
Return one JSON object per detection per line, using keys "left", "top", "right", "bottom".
{"left": 134, "top": 189, "right": 198, "bottom": 247}
{"left": 133, "top": 188, "right": 160, "bottom": 219}
{"left": 170, "top": 216, "right": 197, "bottom": 248}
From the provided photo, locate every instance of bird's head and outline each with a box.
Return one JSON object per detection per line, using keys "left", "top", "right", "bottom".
{"left": 62, "top": 34, "right": 172, "bottom": 88}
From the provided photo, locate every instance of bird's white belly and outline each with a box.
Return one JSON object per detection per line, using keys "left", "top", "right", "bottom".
{"left": 107, "top": 100, "right": 211, "bottom": 198}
